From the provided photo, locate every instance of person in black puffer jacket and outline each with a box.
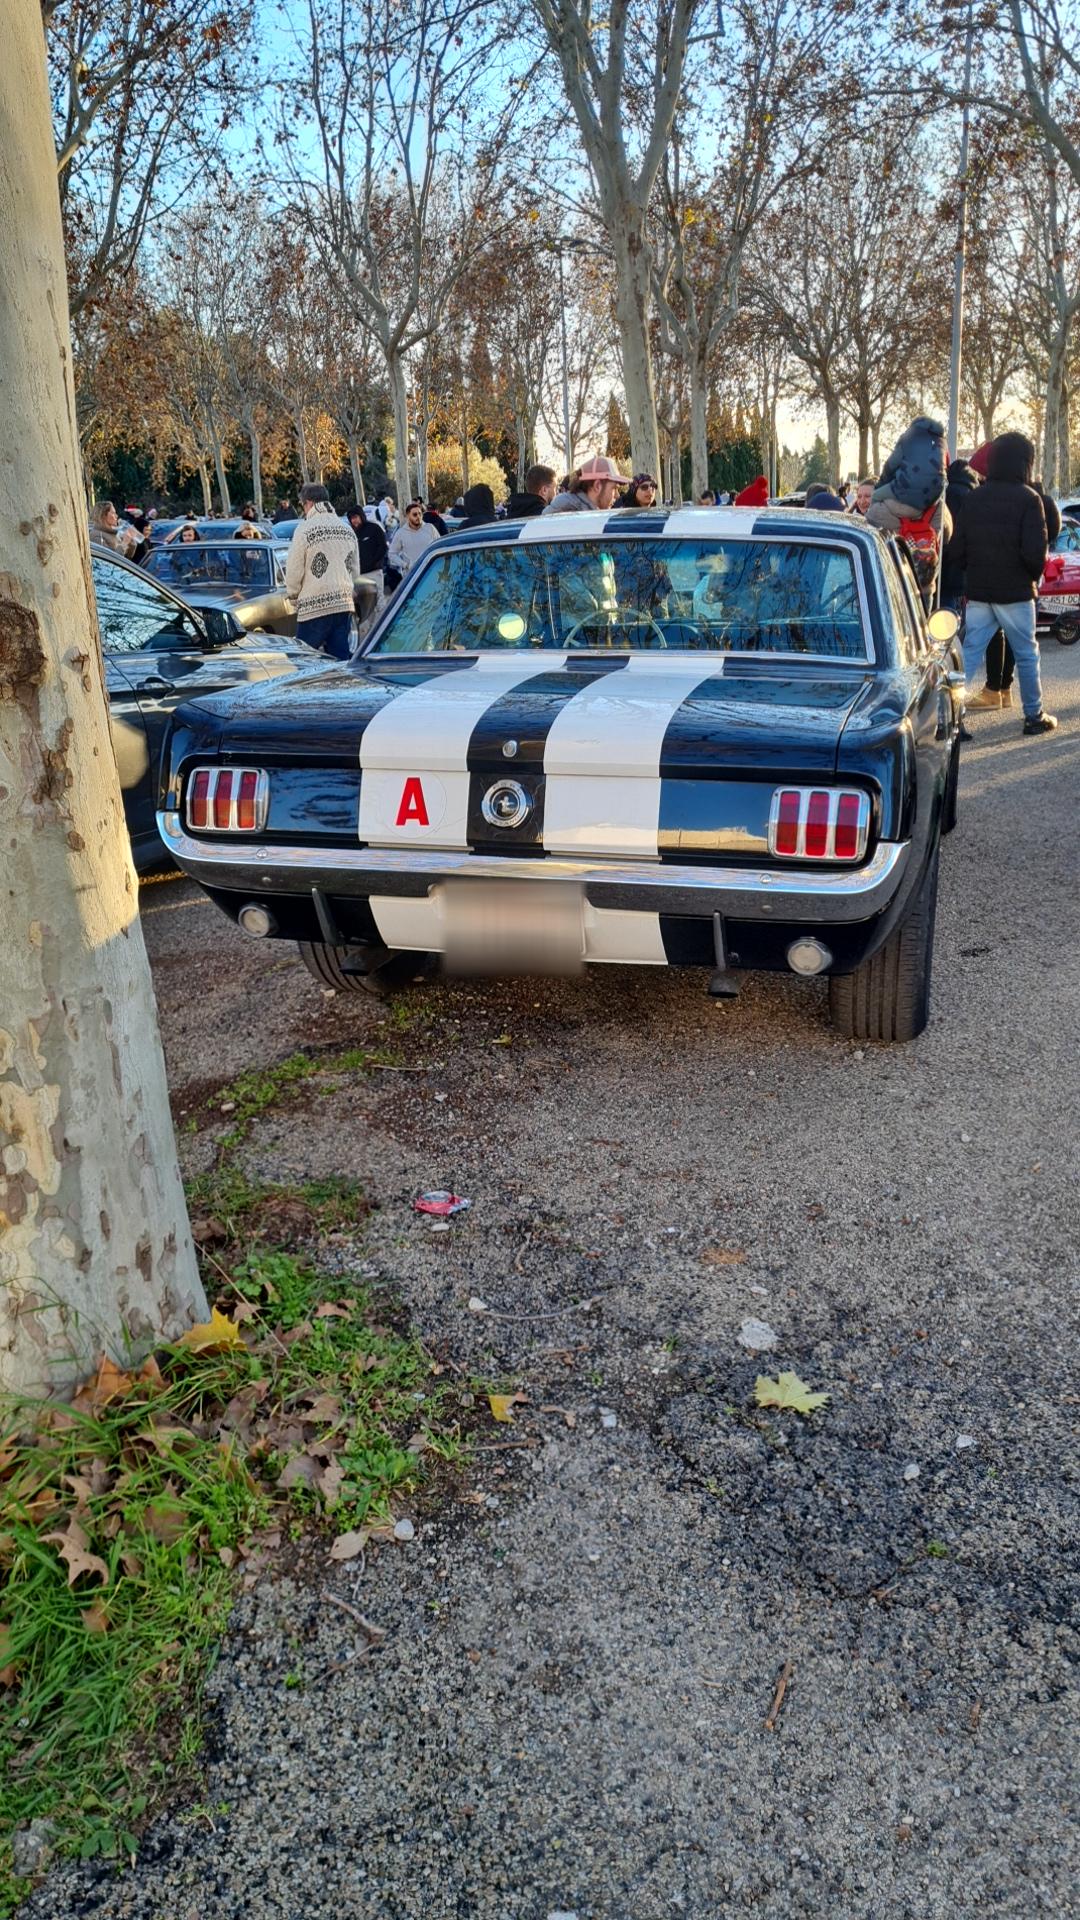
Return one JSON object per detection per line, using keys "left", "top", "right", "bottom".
{"left": 947, "top": 431, "right": 1056, "bottom": 734}
{"left": 505, "top": 465, "right": 557, "bottom": 517}
{"left": 940, "top": 458, "right": 980, "bottom": 610}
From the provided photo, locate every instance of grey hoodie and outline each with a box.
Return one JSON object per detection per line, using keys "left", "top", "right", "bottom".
{"left": 542, "top": 490, "right": 594, "bottom": 515}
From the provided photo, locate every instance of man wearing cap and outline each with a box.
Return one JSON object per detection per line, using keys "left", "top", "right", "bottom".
{"left": 542, "top": 456, "right": 630, "bottom": 514}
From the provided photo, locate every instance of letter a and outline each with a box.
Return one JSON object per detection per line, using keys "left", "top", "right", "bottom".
{"left": 395, "top": 777, "right": 429, "bottom": 827}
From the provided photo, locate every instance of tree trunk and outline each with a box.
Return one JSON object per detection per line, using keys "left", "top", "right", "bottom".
{"left": 197, "top": 462, "right": 213, "bottom": 514}
{"left": 687, "top": 346, "right": 710, "bottom": 504}
{"left": 0, "top": 0, "right": 206, "bottom": 1397}
{"left": 210, "top": 432, "right": 231, "bottom": 517}
{"left": 825, "top": 395, "right": 841, "bottom": 488}
{"left": 248, "top": 425, "right": 263, "bottom": 519}
{"left": 294, "top": 411, "right": 312, "bottom": 486}
{"left": 856, "top": 409, "right": 870, "bottom": 480}
{"left": 610, "top": 218, "right": 661, "bottom": 481}
{"left": 349, "top": 437, "right": 364, "bottom": 505}
{"left": 870, "top": 418, "right": 882, "bottom": 479}
{"left": 386, "top": 351, "right": 409, "bottom": 506}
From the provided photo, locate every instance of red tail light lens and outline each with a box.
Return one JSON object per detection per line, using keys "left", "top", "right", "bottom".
{"left": 768, "top": 787, "right": 870, "bottom": 862}
{"left": 805, "top": 790, "right": 830, "bottom": 858}
{"left": 185, "top": 767, "right": 268, "bottom": 833}
{"left": 189, "top": 768, "right": 211, "bottom": 830}
{"left": 212, "top": 770, "right": 234, "bottom": 829}
{"left": 774, "top": 789, "right": 800, "bottom": 856}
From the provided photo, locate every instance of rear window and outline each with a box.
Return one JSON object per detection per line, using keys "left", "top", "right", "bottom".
{"left": 370, "top": 538, "right": 867, "bottom": 658}
{"left": 144, "top": 545, "right": 273, "bottom": 590}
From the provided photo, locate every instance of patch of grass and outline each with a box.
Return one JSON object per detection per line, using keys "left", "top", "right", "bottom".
{"left": 0, "top": 1253, "right": 469, "bottom": 1909}
{"left": 206, "top": 1042, "right": 403, "bottom": 1150}
{"left": 924, "top": 1539, "right": 950, "bottom": 1559}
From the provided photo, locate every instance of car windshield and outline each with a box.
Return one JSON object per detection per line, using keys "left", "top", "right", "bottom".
{"left": 144, "top": 544, "right": 273, "bottom": 590}
{"left": 369, "top": 538, "right": 866, "bottom": 658}
{"left": 1052, "top": 523, "right": 1080, "bottom": 554}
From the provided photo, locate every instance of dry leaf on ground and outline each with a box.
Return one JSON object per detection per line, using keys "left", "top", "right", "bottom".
{"left": 177, "top": 1307, "right": 244, "bottom": 1354}
{"left": 329, "top": 1528, "right": 368, "bottom": 1562}
{"left": 318, "top": 1459, "right": 345, "bottom": 1508}
{"left": 701, "top": 1248, "right": 747, "bottom": 1266}
{"left": 0, "top": 1624, "right": 18, "bottom": 1686}
{"left": 488, "top": 1392, "right": 528, "bottom": 1424}
{"left": 43, "top": 1517, "right": 110, "bottom": 1586}
{"left": 754, "top": 1371, "right": 830, "bottom": 1415}
{"left": 81, "top": 1601, "right": 109, "bottom": 1634}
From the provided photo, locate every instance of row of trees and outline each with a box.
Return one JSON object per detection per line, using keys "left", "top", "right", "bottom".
{"left": 54, "top": 0, "right": 1080, "bottom": 516}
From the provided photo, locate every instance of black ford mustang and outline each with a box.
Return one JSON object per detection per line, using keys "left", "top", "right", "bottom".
{"left": 157, "top": 508, "right": 964, "bottom": 1041}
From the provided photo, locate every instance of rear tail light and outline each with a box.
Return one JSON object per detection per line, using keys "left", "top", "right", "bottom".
{"left": 768, "top": 787, "right": 870, "bottom": 862}
{"left": 186, "top": 766, "right": 268, "bottom": 833}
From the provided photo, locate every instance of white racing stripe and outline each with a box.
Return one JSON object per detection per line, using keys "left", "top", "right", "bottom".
{"left": 542, "top": 655, "right": 721, "bottom": 857}
{"left": 358, "top": 656, "right": 554, "bottom": 849}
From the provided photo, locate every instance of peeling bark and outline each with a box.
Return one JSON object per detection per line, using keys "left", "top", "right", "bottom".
{"left": 1, "top": 1, "right": 206, "bottom": 1398}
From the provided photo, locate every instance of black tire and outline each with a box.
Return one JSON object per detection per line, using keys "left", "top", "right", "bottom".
{"left": 1056, "top": 617, "right": 1080, "bottom": 646}
{"left": 828, "top": 847, "right": 939, "bottom": 1043}
{"left": 941, "top": 740, "right": 960, "bottom": 835}
{"left": 296, "top": 940, "right": 426, "bottom": 997}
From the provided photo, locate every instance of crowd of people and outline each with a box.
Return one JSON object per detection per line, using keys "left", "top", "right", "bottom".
{"left": 87, "top": 432, "right": 1066, "bottom": 730}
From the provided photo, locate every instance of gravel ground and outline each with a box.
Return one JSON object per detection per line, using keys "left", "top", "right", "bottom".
{"left": 24, "top": 646, "right": 1080, "bottom": 1919}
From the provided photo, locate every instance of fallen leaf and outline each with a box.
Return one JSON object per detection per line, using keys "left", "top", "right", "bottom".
{"left": 189, "top": 1214, "right": 228, "bottom": 1246}
{"left": 120, "top": 1551, "right": 144, "bottom": 1580}
{"left": 62, "top": 1471, "right": 95, "bottom": 1508}
{"left": 314, "top": 1301, "right": 352, "bottom": 1320}
{"left": 143, "top": 1492, "right": 187, "bottom": 1543}
{"left": 43, "top": 1518, "right": 110, "bottom": 1586}
{"left": 317, "top": 1459, "right": 345, "bottom": 1508}
{"left": 81, "top": 1601, "right": 109, "bottom": 1634}
{"left": 302, "top": 1392, "right": 341, "bottom": 1424}
{"left": 217, "top": 1547, "right": 236, "bottom": 1569}
{"left": 71, "top": 1354, "right": 136, "bottom": 1413}
{"left": 488, "top": 1392, "right": 527, "bottom": 1424}
{"left": 177, "top": 1307, "right": 244, "bottom": 1354}
{"left": 139, "top": 1423, "right": 196, "bottom": 1456}
{"left": 278, "top": 1321, "right": 313, "bottom": 1346}
{"left": 278, "top": 1453, "right": 319, "bottom": 1491}
{"left": 329, "top": 1528, "right": 368, "bottom": 1562}
{"left": 754, "top": 1372, "right": 830, "bottom": 1415}
{"left": 0, "top": 1624, "right": 18, "bottom": 1686}
{"left": 229, "top": 1299, "right": 260, "bottom": 1324}
{"left": 701, "top": 1247, "right": 747, "bottom": 1266}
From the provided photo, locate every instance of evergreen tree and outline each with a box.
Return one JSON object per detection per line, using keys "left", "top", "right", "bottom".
{"left": 798, "top": 435, "right": 831, "bottom": 488}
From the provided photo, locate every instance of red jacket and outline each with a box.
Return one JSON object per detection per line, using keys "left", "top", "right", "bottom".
{"left": 734, "top": 475, "right": 769, "bottom": 507}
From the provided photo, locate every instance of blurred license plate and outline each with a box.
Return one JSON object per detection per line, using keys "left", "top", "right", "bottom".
{"left": 440, "top": 878, "right": 584, "bottom": 976}
{"left": 1041, "top": 593, "right": 1080, "bottom": 609}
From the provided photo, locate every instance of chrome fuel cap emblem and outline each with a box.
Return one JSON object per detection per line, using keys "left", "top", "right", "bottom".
{"left": 481, "top": 778, "right": 531, "bottom": 829}
{"left": 502, "top": 738, "right": 519, "bottom": 758}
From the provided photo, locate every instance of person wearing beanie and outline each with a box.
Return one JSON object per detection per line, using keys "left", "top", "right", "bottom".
{"left": 617, "top": 473, "right": 659, "bottom": 509}
{"left": 947, "top": 431, "right": 1056, "bottom": 734}
{"left": 734, "top": 475, "right": 769, "bottom": 507}
{"left": 344, "top": 502, "right": 389, "bottom": 577}
{"left": 284, "top": 482, "right": 362, "bottom": 659}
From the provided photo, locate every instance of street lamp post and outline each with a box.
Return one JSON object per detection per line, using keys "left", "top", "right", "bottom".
{"left": 947, "top": 1, "right": 976, "bottom": 459}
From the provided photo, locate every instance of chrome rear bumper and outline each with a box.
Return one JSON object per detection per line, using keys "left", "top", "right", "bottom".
{"left": 157, "top": 813, "right": 909, "bottom": 925}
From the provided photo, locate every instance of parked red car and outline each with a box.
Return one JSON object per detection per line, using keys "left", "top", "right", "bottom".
{"left": 1037, "top": 520, "right": 1080, "bottom": 645}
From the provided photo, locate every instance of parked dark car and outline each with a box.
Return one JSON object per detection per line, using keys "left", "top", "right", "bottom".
{"left": 1036, "top": 519, "right": 1080, "bottom": 646}
{"left": 93, "top": 548, "right": 318, "bottom": 870}
{"left": 142, "top": 538, "right": 296, "bottom": 637}
{"left": 157, "top": 508, "right": 964, "bottom": 1041}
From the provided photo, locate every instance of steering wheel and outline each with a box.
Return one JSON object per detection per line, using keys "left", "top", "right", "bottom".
{"left": 562, "top": 606, "right": 668, "bottom": 650}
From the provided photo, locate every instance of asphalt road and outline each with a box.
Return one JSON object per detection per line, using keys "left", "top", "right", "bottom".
{"left": 26, "top": 642, "right": 1080, "bottom": 1920}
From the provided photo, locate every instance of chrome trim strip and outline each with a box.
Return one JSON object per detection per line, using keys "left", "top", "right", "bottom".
{"left": 157, "top": 814, "right": 909, "bottom": 925}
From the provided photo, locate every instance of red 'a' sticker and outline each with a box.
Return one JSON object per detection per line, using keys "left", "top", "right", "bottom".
{"left": 395, "top": 777, "right": 429, "bottom": 827}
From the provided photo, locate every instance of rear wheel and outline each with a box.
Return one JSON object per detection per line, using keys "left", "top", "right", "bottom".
{"left": 297, "top": 940, "right": 428, "bottom": 997}
{"left": 1055, "top": 616, "right": 1080, "bottom": 646}
{"left": 828, "top": 847, "right": 939, "bottom": 1043}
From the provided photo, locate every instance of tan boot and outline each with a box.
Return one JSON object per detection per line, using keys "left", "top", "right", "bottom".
{"left": 966, "top": 686, "right": 1002, "bottom": 710}
{"left": 1000, "top": 688, "right": 1014, "bottom": 709}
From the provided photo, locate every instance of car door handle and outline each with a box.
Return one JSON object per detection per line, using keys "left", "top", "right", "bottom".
{"left": 134, "top": 675, "right": 171, "bottom": 692}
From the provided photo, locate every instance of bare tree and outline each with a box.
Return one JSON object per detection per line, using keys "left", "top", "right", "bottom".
{"left": 284, "top": 0, "right": 515, "bottom": 497}
{"left": 526, "top": 0, "right": 708, "bottom": 477}
{"left": 2, "top": 0, "right": 205, "bottom": 1395}
{"left": 46, "top": 0, "right": 250, "bottom": 317}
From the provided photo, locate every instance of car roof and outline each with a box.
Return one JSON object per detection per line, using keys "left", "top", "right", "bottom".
{"left": 434, "top": 504, "right": 881, "bottom": 553}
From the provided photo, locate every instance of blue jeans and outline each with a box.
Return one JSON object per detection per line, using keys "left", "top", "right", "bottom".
{"left": 963, "top": 600, "right": 1043, "bottom": 718}
{"left": 298, "top": 611, "right": 353, "bottom": 660}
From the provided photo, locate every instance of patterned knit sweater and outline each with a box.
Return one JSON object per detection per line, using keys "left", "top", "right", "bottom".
{"left": 284, "top": 505, "right": 361, "bottom": 621}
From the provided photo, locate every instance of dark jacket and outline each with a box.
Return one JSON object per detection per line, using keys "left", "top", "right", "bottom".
{"left": 349, "top": 517, "right": 389, "bottom": 574}
{"left": 941, "top": 460, "right": 980, "bottom": 600}
{"left": 504, "top": 489, "right": 546, "bottom": 518}
{"left": 457, "top": 483, "right": 496, "bottom": 530}
{"left": 874, "top": 415, "right": 948, "bottom": 515}
{"left": 947, "top": 473, "right": 1048, "bottom": 604}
